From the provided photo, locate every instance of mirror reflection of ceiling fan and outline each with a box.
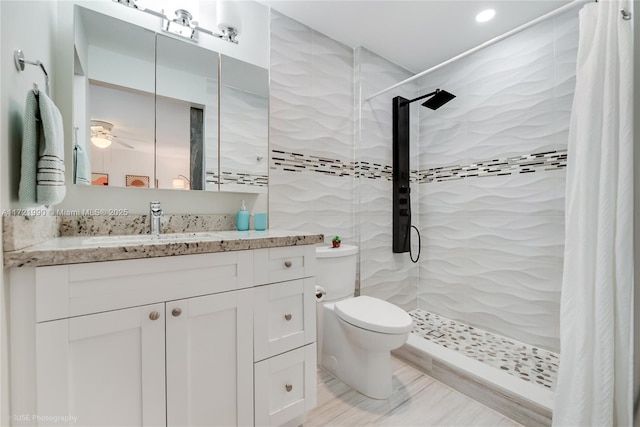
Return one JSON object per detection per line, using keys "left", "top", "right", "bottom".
{"left": 90, "top": 120, "right": 137, "bottom": 150}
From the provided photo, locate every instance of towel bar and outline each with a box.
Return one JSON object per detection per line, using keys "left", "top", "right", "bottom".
{"left": 14, "top": 49, "right": 49, "bottom": 96}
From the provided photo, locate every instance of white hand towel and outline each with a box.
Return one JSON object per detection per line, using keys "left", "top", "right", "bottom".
{"left": 19, "top": 89, "right": 66, "bottom": 205}
{"left": 73, "top": 144, "right": 90, "bottom": 185}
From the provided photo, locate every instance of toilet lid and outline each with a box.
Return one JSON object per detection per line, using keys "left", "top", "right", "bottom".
{"left": 334, "top": 296, "right": 413, "bottom": 334}
{"left": 316, "top": 244, "right": 358, "bottom": 258}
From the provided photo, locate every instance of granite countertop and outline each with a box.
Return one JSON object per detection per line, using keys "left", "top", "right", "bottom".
{"left": 4, "top": 230, "right": 324, "bottom": 268}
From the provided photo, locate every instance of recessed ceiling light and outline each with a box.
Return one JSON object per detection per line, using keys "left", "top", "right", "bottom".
{"left": 476, "top": 9, "right": 496, "bottom": 23}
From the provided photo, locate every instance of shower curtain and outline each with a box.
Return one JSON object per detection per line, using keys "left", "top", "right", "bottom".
{"left": 552, "top": 1, "right": 634, "bottom": 426}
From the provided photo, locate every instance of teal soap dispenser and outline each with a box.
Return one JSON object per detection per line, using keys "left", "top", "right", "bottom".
{"left": 236, "top": 200, "right": 250, "bottom": 231}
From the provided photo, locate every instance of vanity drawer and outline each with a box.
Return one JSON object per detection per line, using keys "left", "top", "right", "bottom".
{"left": 254, "top": 278, "right": 316, "bottom": 362}
{"left": 254, "top": 343, "right": 317, "bottom": 427}
{"left": 35, "top": 251, "right": 254, "bottom": 322}
{"left": 254, "top": 245, "right": 316, "bottom": 285}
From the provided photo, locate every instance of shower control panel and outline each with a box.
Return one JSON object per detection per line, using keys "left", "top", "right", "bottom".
{"left": 393, "top": 184, "right": 412, "bottom": 252}
{"left": 393, "top": 96, "right": 412, "bottom": 253}
{"left": 398, "top": 187, "right": 410, "bottom": 214}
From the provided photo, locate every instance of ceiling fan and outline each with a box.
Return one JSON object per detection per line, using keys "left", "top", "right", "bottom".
{"left": 90, "top": 120, "right": 136, "bottom": 149}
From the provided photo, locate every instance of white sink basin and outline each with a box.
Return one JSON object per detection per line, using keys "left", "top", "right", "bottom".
{"left": 83, "top": 232, "right": 224, "bottom": 245}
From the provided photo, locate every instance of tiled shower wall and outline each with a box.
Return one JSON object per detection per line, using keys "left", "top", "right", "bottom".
{"left": 416, "top": 10, "right": 579, "bottom": 352}
{"left": 268, "top": 11, "right": 356, "bottom": 244}
{"left": 269, "top": 7, "right": 579, "bottom": 352}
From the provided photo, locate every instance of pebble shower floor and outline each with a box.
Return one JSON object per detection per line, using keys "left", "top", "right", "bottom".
{"left": 408, "top": 309, "right": 559, "bottom": 390}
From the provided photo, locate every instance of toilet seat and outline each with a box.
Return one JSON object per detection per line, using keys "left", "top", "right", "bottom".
{"left": 334, "top": 296, "right": 413, "bottom": 334}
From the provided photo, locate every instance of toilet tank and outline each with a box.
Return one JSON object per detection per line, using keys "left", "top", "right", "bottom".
{"left": 316, "top": 244, "right": 358, "bottom": 302}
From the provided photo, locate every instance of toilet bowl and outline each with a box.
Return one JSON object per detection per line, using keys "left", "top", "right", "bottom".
{"left": 316, "top": 245, "right": 412, "bottom": 399}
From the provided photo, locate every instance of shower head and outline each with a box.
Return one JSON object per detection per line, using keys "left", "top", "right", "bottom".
{"left": 404, "top": 89, "right": 456, "bottom": 110}
{"left": 421, "top": 89, "right": 456, "bottom": 110}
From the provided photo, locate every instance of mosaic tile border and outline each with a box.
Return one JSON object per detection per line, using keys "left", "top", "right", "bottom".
{"left": 409, "top": 309, "right": 559, "bottom": 391}
{"left": 417, "top": 150, "right": 567, "bottom": 183}
{"left": 206, "top": 172, "right": 269, "bottom": 187}
{"left": 270, "top": 150, "right": 356, "bottom": 177}
{"left": 270, "top": 150, "right": 414, "bottom": 181}
{"left": 270, "top": 149, "right": 567, "bottom": 183}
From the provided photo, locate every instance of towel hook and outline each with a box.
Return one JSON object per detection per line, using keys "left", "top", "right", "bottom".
{"left": 14, "top": 49, "right": 50, "bottom": 95}
{"left": 621, "top": 9, "right": 632, "bottom": 20}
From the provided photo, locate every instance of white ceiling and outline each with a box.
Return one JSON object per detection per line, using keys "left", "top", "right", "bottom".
{"left": 263, "top": 0, "right": 573, "bottom": 73}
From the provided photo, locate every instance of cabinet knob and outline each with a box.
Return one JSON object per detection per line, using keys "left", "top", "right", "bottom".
{"left": 149, "top": 311, "right": 160, "bottom": 321}
{"left": 285, "top": 384, "right": 293, "bottom": 392}
{"left": 284, "top": 313, "right": 292, "bottom": 321}
{"left": 284, "top": 260, "right": 292, "bottom": 268}
{"left": 172, "top": 308, "right": 182, "bottom": 317}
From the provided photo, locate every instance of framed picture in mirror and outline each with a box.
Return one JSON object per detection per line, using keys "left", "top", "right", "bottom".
{"left": 126, "top": 175, "right": 150, "bottom": 188}
{"left": 91, "top": 173, "right": 109, "bottom": 186}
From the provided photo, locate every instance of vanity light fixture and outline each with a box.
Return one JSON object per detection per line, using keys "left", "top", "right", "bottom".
{"left": 112, "top": 0, "right": 240, "bottom": 44}
{"left": 476, "top": 9, "right": 496, "bottom": 23}
{"left": 164, "top": 9, "right": 200, "bottom": 41}
{"left": 216, "top": 0, "right": 241, "bottom": 44}
{"left": 90, "top": 120, "right": 114, "bottom": 149}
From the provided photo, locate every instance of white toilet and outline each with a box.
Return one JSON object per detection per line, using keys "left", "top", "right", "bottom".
{"left": 316, "top": 244, "right": 412, "bottom": 399}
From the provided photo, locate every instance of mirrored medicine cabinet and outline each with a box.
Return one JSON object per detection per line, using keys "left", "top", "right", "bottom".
{"left": 73, "top": 5, "right": 269, "bottom": 193}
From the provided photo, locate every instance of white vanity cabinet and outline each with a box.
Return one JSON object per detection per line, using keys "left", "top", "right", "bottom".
{"left": 9, "top": 245, "right": 317, "bottom": 427}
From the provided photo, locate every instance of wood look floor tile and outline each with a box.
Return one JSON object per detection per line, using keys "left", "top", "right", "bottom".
{"left": 306, "top": 356, "right": 522, "bottom": 427}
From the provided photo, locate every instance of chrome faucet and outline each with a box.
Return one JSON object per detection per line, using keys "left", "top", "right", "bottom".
{"left": 149, "top": 201, "right": 163, "bottom": 235}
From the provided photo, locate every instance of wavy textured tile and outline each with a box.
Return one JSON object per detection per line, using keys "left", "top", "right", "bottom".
{"left": 359, "top": 215, "right": 418, "bottom": 311}
{"left": 419, "top": 171, "right": 565, "bottom": 217}
{"left": 421, "top": 215, "right": 564, "bottom": 263}
{"left": 418, "top": 119, "right": 468, "bottom": 169}
{"left": 417, "top": 179, "right": 468, "bottom": 217}
{"left": 416, "top": 214, "right": 563, "bottom": 350}
{"left": 269, "top": 11, "right": 313, "bottom": 154}
{"left": 417, "top": 60, "right": 469, "bottom": 168}
{"left": 465, "top": 20, "right": 556, "bottom": 160}
{"left": 269, "top": 11, "right": 355, "bottom": 241}
{"left": 268, "top": 213, "right": 318, "bottom": 235}
{"left": 357, "top": 47, "right": 417, "bottom": 169}
{"left": 357, "top": 47, "right": 415, "bottom": 97}
{"left": 463, "top": 172, "right": 565, "bottom": 217}
{"left": 359, "top": 178, "right": 392, "bottom": 217}
{"left": 312, "top": 174, "right": 355, "bottom": 217}
{"left": 311, "top": 215, "right": 355, "bottom": 245}
{"left": 270, "top": 11, "right": 353, "bottom": 160}
{"left": 269, "top": 171, "right": 316, "bottom": 218}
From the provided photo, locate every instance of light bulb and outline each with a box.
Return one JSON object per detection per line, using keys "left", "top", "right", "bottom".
{"left": 91, "top": 136, "right": 112, "bottom": 148}
{"left": 216, "top": 0, "right": 241, "bottom": 34}
{"left": 476, "top": 9, "right": 496, "bottom": 23}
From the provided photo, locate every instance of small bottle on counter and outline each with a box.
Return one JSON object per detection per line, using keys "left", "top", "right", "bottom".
{"left": 236, "top": 200, "right": 250, "bottom": 231}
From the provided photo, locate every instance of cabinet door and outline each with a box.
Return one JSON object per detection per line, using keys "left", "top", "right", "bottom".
{"left": 254, "top": 278, "right": 316, "bottom": 361}
{"left": 255, "top": 343, "right": 317, "bottom": 427}
{"left": 166, "top": 289, "right": 254, "bottom": 427}
{"left": 36, "top": 303, "right": 166, "bottom": 427}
